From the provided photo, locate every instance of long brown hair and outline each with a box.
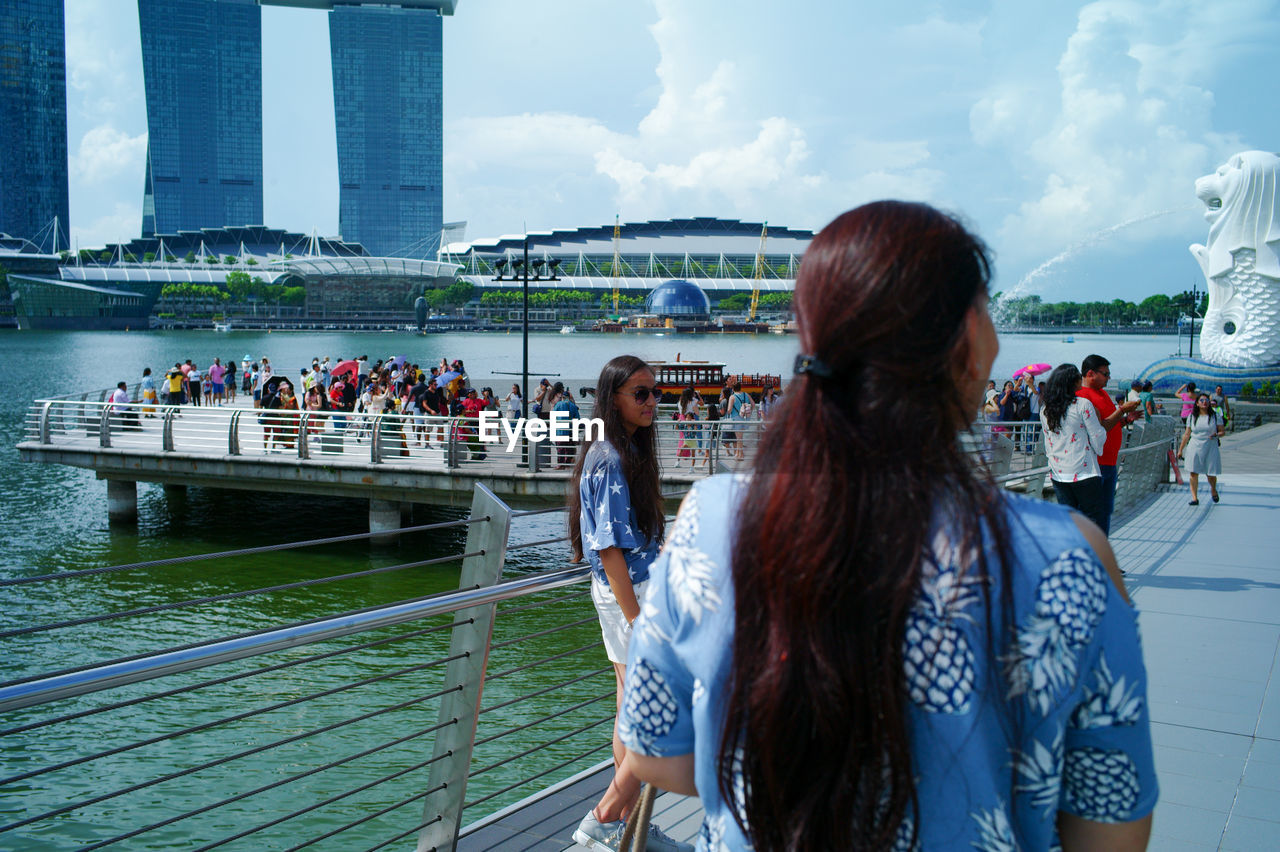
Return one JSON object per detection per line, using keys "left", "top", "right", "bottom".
{"left": 568, "top": 355, "right": 665, "bottom": 560}
{"left": 722, "top": 201, "right": 1012, "bottom": 849}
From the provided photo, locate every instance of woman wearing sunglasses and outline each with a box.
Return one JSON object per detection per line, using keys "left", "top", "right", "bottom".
{"left": 618, "top": 202, "right": 1155, "bottom": 850}
{"left": 568, "top": 355, "right": 690, "bottom": 852}
{"left": 1176, "top": 393, "right": 1225, "bottom": 505}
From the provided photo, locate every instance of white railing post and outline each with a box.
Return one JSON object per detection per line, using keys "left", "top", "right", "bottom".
{"left": 99, "top": 405, "right": 112, "bottom": 448}
{"left": 162, "top": 408, "right": 176, "bottom": 452}
{"left": 371, "top": 413, "right": 383, "bottom": 463}
{"left": 447, "top": 417, "right": 461, "bottom": 469}
{"left": 297, "top": 412, "right": 310, "bottom": 460}
{"left": 39, "top": 401, "right": 53, "bottom": 444}
{"left": 229, "top": 410, "right": 241, "bottom": 455}
{"left": 417, "top": 484, "right": 512, "bottom": 851}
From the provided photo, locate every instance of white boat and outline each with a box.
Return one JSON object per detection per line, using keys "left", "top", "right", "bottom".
{"left": 559, "top": 325, "right": 576, "bottom": 334}
{"left": 213, "top": 322, "right": 232, "bottom": 332}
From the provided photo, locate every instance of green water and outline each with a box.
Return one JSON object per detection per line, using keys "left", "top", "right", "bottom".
{"left": 0, "top": 328, "right": 1179, "bottom": 849}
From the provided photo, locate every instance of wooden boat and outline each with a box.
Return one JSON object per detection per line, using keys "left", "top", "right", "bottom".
{"left": 648, "top": 359, "right": 782, "bottom": 403}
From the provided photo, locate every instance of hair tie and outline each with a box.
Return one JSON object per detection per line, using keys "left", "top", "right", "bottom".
{"left": 794, "top": 354, "right": 833, "bottom": 378}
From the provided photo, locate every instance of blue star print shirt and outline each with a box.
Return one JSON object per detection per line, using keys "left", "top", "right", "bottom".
{"left": 578, "top": 439, "right": 661, "bottom": 586}
{"left": 620, "top": 475, "right": 1157, "bottom": 851}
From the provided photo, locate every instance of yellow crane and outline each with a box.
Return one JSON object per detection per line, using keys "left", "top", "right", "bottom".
{"left": 747, "top": 221, "right": 768, "bottom": 323}
{"left": 611, "top": 214, "right": 622, "bottom": 315}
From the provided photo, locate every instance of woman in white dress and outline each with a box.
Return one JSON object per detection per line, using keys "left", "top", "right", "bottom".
{"left": 1176, "top": 393, "right": 1225, "bottom": 505}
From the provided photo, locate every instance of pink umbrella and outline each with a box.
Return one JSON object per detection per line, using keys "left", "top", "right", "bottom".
{"left": 1012, "top": 362, "right": 1052, "bottom": 379}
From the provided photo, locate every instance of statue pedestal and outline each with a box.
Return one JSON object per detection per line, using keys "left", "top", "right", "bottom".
{"left": 1137, "top": 356, "right": 1280, "bottom": 394}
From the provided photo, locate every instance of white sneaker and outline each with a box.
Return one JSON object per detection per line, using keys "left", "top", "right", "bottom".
{"left": 572, "top": 810, "right": 692, "bottom": 852}
{"left": 573, "top": 812, "right": 624, "bottom": 851}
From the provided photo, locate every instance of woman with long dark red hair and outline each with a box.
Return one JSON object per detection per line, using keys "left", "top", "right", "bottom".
{"left": 618, "top": 202, "right": 1156, "bottom": 850}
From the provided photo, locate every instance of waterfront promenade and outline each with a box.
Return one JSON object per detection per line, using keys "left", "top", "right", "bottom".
{"left": 463, "top": 424, "right": 1280, "bottom": 851}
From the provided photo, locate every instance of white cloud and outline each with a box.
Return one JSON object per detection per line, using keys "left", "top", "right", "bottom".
{"left": 72, "top": 125, "right": 148, "bottom": 184}
{"left": 71, "top": 202, "right": 141, "bottom": 250}
{"left": 984, "top": 0, "right": 1262, "bottom": 267}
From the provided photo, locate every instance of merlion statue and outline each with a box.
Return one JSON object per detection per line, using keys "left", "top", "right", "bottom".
{"left": 1190, "top": 150, "right": 1280, "bottom": 367}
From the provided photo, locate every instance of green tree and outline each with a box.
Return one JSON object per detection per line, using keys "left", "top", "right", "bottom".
{"left": 98, "top": 250, "right": 112, "bottom": 263}
{"left": 245, "top": 257, "right": 258, "bottom": 266}
{"left": 224, "top": 270, "right": 253, "bottom": 302}
{"left": 281, "top": 286, "right": 306, "bottom": 306}
{"left": 184, "top": 251, "right": 196, "bottom": 263}
{"left": 205, "top": 255, "right": 220, "bottom": 264}
{"left": 78, "top": 249, "right": 95, "bottom": 263}
{"left": 223, "top": 255, "right": 236, "bottom": 265}
{"left": 143, "top": 252, "right": 155, "bottom": 263}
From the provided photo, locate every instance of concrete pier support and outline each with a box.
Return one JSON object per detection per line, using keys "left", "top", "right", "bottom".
{"left": 370, "top": 498, "right": 401, "bottom": 545}
{"left": 106, "top": 479, "right": 137, "bottom": 523}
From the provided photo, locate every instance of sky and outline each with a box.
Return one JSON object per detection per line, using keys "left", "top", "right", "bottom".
{"left": 62, "top": 0, "right": 1280, "bottom": 302}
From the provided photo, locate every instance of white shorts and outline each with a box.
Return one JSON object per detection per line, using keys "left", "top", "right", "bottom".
{"left": 590, "top": 575, "right": 649, "bottom": 665}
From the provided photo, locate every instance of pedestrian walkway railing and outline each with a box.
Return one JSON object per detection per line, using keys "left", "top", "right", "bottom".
{"left": 0, "top": 485, "right": 628, "bottom": 851}
{"left": 20, "top": 399, "right": 767, "bottom": 477}
{"left": 22, "top": 400, "right": 1175, "bottom": 493}
{"left": 2, "top": 416, "right": 1181, "bottom": 849}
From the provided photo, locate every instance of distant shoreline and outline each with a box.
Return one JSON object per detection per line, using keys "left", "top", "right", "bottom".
{"left": 995, "top": 325, "right": 1187, "bottom": 336}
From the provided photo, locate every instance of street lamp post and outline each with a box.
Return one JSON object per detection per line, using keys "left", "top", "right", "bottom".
{"left": 491, "top": 239, "right": 560, "bottom": 420}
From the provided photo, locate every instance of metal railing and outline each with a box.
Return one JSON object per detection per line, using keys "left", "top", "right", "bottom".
{"left": 1, "top": 414, "right": 1182, "bottom": 849}
{"left": 0, "top": 485, "right": 619, "bottom": 851}
{"left": 21, "top": 398, "right": 768, "bottom": 478}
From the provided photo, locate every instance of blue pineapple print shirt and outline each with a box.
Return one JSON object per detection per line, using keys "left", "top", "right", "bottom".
{"left": 620, "top": 474, "right": 1157, "bottom": 851}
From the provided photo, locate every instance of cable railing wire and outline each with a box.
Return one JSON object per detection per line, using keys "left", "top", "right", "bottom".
{"left": 479, "top": 667, "right": 613, "bottom": 718}
{"left": 474, "top": 691, "right": 614, "bottom": 748}
{"left": 0, "top": 516, "right": 483, "bottom": 588}
{"left": 483, "top": 641, "right": 606, "bottom": 684}
{"left": 1, "top": 550, "right": 480, "bottom": 639}
{"left": 0, "top": 617, "right": 465, "bottom": 737}
{"left": 77, "top": 715, "right": 459, "bottom": 852}
{"left": 463, "top": 740, "right": 614, "bottom": 813}
{"left": 468, "top": 714, "right": 615, "bottom": 784}
{"left": 0, "top": 652, "right": 466, "bottom": 796}
{"left": 489, "top": 615, "right": 600, "bottom": 651}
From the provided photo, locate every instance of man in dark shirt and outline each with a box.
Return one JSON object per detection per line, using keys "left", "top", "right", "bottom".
{"left": 409, "top": 374, "right": 430, "bottom": 445}
{"left": 1075, "top": 354, "right": 1140, "bottom": 534}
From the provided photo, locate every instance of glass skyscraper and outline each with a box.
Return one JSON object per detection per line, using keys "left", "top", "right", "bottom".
{"left": 329, "top": 5, "right": 443, "bottom": 258}
{"left": 138, "top": 0, "right": 262, "bottom": 237}
{"left": 0, "top": 0, "right": 70, "bottom": 251}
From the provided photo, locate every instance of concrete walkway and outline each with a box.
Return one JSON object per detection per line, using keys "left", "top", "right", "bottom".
{"left": 1118, "top": 423, "right": 1280, "bottom": 851}
{"left": 463, "top": 425, "right": 1280, "bottom": 851}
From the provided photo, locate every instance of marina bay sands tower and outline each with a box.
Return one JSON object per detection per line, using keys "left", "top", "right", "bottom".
{"left": 138, "top": 0, "right": 455, "bottom": 258}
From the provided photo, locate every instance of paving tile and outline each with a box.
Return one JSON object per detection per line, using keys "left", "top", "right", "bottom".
{"left": 1219, "top": 814, "right": 1280, "bottom": 850}
{"left": 1229, "top": 784, "right": 1280, "bottom": 824}
{"left": 1150, "top": 801, "right": 1229, "bottom": 846}
{"left": 1256, "top": 650, "right": 1280, "bottom": 741}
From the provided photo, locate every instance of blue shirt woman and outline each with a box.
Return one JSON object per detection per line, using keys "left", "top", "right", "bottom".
{"left": 621, "top": 474, "right": 1157, "bottom": 851}
{"left": 578, "top": 439, "right": 660, "bottom": 587}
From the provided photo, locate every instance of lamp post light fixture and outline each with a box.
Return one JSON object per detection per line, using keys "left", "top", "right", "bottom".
{"left": 491, "top": 237, "right": 559, "bottom": 418}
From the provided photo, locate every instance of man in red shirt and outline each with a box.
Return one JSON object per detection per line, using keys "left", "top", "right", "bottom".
{"left": 460, "top": 387, "right": 488, "bottom": 460}
{"left": 1076, "top": 354, "right": 1140, "bottom": 534}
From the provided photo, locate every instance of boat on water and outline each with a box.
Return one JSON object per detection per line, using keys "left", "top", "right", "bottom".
{"left": 648, "top": 358, "right": 782, "bottom": 403}
{"left": 1062, "top": 334, "right": 1075, "bottom": 343}
{"left": 559, "top": 325, "right": 576, "bottom": 334}
{"left": 213, "top": 321, "right": 233, "bottom": 332}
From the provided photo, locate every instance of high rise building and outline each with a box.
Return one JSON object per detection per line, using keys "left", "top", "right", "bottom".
{"left": 329, "top": 4, "right": 444, "bottom": 258}
{"left": 138, "top": 0, "right": 262, "bottom": 237}
{"left": 0, "top": 0, "right": 70, "bottom": 251}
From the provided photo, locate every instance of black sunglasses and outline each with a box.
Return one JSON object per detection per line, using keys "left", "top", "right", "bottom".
{"left": 618, "top": 385, "right": 659, "bottom": 403}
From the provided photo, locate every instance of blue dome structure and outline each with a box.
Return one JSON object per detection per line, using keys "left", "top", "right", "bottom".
{"left": 646, "top": 279, "right": 710, "bottom": 320}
